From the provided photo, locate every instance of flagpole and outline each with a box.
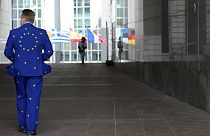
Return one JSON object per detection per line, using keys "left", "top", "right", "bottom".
{"left": 86, "top": 28, "right": 88, "bottom": 63}
{"left": 106, "top": 21, "right": 109, "bottom": 61}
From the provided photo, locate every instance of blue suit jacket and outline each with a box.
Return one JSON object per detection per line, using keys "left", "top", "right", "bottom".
{"left": 4, "top": 23, "right": 53, "bottom": 77}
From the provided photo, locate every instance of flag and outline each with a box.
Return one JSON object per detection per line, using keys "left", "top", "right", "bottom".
{"left": 87, "top": 29, "right": 106, "bottom": 44}
{"left": 123, "top": 28, "right": 129, "bottom": 38}
{"left": 70, "top": 28, "right": 84, "bottom": 42}
{"left": 128, "top": 33, "right": 136, "bottom": 45}
{"left": 50, "top": 29, "right": 70, "bottom": 43}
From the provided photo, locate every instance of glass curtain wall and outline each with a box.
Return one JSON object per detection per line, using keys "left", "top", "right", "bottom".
{"left": 12, "top": 0, "right": 45, "bottom": 29}
{"left": 61, "top": 0, "right": 102, "bottom": 63}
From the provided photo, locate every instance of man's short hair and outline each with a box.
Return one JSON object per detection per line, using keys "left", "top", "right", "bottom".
{"left": 21, "top": 9, "right": 35, "bottom": 23}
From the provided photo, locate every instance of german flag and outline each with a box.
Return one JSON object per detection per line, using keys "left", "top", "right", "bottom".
{"left": 128, "top": 33, "right": 136, "bottom": 45}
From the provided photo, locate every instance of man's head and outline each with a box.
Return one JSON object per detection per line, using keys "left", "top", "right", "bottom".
{"left": 21, "top": 9, "right": 35, "bottom": 25}
{"left": 119, "top": 36, "right": 121, "bottom": 41}
{"left": 81, "top": 37, "right": 86, "bottom": 42}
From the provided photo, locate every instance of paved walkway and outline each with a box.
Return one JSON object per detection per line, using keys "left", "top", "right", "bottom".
{"left": 0, "top": 64, "right": 210, "bottom": 136}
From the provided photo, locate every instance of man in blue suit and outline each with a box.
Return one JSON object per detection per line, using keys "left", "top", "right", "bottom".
{"left": 4, "top": 9, "right": 53, "bottom": 136}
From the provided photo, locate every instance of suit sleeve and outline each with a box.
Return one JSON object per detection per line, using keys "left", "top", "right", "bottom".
{"left": 42, "top": 30, "right": 53, "bottom": 61}
{"left": 4, "top": 31, "right": 15, "bottom": 62}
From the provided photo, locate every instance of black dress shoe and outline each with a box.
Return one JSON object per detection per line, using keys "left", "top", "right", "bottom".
{"left": 27, "top": 131, "right": 37, "bottom": 135}
{"left": 18, "top": 126, "right": 27, "bottom": 133}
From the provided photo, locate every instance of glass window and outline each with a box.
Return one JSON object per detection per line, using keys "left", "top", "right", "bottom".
{"left": 85, "top": 18, "right": 90, "bottom": 28}
{"left": 38, "top": 9, "right": 42, "bottom": 18}
{"left": 92, "top": 43, "right": 98, "bottom": 50}
{"left": 12, "top": 0, "right": 17, "bottom": 8}
{"left": 12, "top": 20, "right": 17, "bottom": 28}
{"left": 65, "top": 51, "right": 70, "bottom": 61}
{"left": 12, "top": 9, "right": 17, "bottom": 19}
{"left": 64, "top": 43, "right": 71, "bottom": 50}
{"left": 25, "top": 0, "right": 30, "bottom": 8}
{"left": 117, "top": 0, "right": 128, "bottom": 6}
{"left": 88, "top": 43, "right": 91, "bottom": 50}
{"left": 71, "top": 52, "right": 77, "bottom": 61}
{"left": 78, "top": 8, "right": 83, "bottom": 17}
{"left": 78, "top": 19, "right": 82, "bottom": 28}
{"left": 38, "top": 0, "right": 41, "bottom": 7}
{"left": 78, "top": 0, "right": 83, "bottom": 6}
{"left": 99, "top": 51, "right": 102, "bottom": 61}
{"left": 99, "top": 44, "right": 102, "bottom": 50}
{"left": 38, "top": 20, "right": 41, "bottom": 28}
{"left": 92, "top": 51, "right": 98, "bottom": 61}
{"left": 18, "top": 0, "right": 23, "bottom": 8}
{"left": 117, "top": 8, "right": 124, "bottom": 17}
{"left": 117, "top": 19, "right": 124, "bottom": 27}
{"left": 74, "top": 0, "right": 76, "bottom": 6}
{"left": 85, "top": 8, "right": 90, "bottom": 17}
{"left": 71, "top": 43, "right": 78, "bottom": 50}
{"left": 74, "top": 8, "right": 77, "bottom": 17}
{"left": 33, "top": 0, "right": 36, "bottom": 6}
{"left": 85, "top": 0, "right": 90, "bottom": 6}
{"left": 18, "top": 9, "right": 22, "bottom": 18}
{"left": 74, "top": 19, "right": 77, "bottom": 28}
{"left": 61, "top": 52, "right": 64, "bottom": 61}
{"left": 78, "top": 29, "right": 83, "bottom": 34}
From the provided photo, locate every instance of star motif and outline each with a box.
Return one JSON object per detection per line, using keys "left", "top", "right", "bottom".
{"left": 20, "top": 45, "right": 22, "bottom": 47}
{"left": 32, "top": 34, "right": 34, "bottom": 36}
{"left": 24, "top": 61, "right": 27, "bottom": 64}
{"left": 40, "top": 33, "right": 42, "bottom": 35}
{"left": 27, "top": 49, "right": 30, "bottom": 52}
{"left": 17, "top": 81, "right": 19, "bottom": 84}
{"left": 19, "top": 41, "right": 22, "bottom": 43}
{"left": 25, "top": 28, "right": 27, "bottom": 30}
{"left": 33, "top": 84, "right": 36, "bottom": 87}
{"left": 35, "top": 45, "right": 37, "bottom": 48}
{"left": 36, "top": 121, "right": 38, "bottom": 124}
{"left": 34, "top": 67, "right": 37, "bottom": 69}
{"left": 18, "top": 55, "right": 20, "bottom": 58}
{"left": 24, "top": 33, "right": 26, "bottom": 35}
{"left": 13, "top": 35, "right": 15, "bottom": 38}
{"left": 18, "top": 72, "right": 20, "bottom": 75}
{"left": 12, "top": 65, "right": 14, "bottom": 68}
{"left": 32, "top": 48, "right": 34, "bottom": 50}
{"left": 28, "top": 32, "right": 30, "bottom": 35}
{"left": 21, "top": 110, "right": 24, "bottom": 113}
{"left": 23, "top": 48, "right": 26, "bottom": 50}
{"left": 18, "top": 96, "right": 21, "bottom": 98}
{"left": 27, "top": 114, "right": 30, "bottom": 117}
{"left": 37, "top": 57, "right": 40, "bottom": 60}
{"left": 48, "top": 51, "right": 51, "bottom": 53}
{"left": 36, "top": 41, "right": 39, "bottom": 43}
{"left": 36, "top": 106, "right": 39, "bottom": 109}
{"left": 29, "top": 98, "right": 32, "bottom": 100}
{"left": 35, "top": 37, "right": 38, "bottom": 39}
{"left": 20, "top": 36, "right": 23, "bottom": 38}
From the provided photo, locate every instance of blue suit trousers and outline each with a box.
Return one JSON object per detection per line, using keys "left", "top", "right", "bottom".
{"left": 14, "top": 76, "right": 43, "bottom": 132}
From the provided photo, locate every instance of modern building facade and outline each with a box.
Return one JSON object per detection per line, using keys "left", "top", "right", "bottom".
{"left": 60, "top": 0, "right": 103, "bottom": 63}
{"left": 115, "top": 0, "right": 210, "bottom": 111}
{"left": 11, "top": 0, "right": 45, "bottom": 29}
{"left": 0, "top": 0, "right": 105, "bottom": 63}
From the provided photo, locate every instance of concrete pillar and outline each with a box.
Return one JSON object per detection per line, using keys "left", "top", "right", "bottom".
{"left": 54, "top": 0, "right": 61, "bottom": 64}
{"left": 0, "top": 0, "right": 11, "bottom": 63}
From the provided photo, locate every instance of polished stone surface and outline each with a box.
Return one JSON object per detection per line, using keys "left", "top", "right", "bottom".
{"left": 0, "top": 64, "right": 210, "bottom": 136}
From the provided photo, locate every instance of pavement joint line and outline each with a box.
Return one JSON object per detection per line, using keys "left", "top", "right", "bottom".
{"left": 0, "top": 83, "right": 140, "bottom": 87}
